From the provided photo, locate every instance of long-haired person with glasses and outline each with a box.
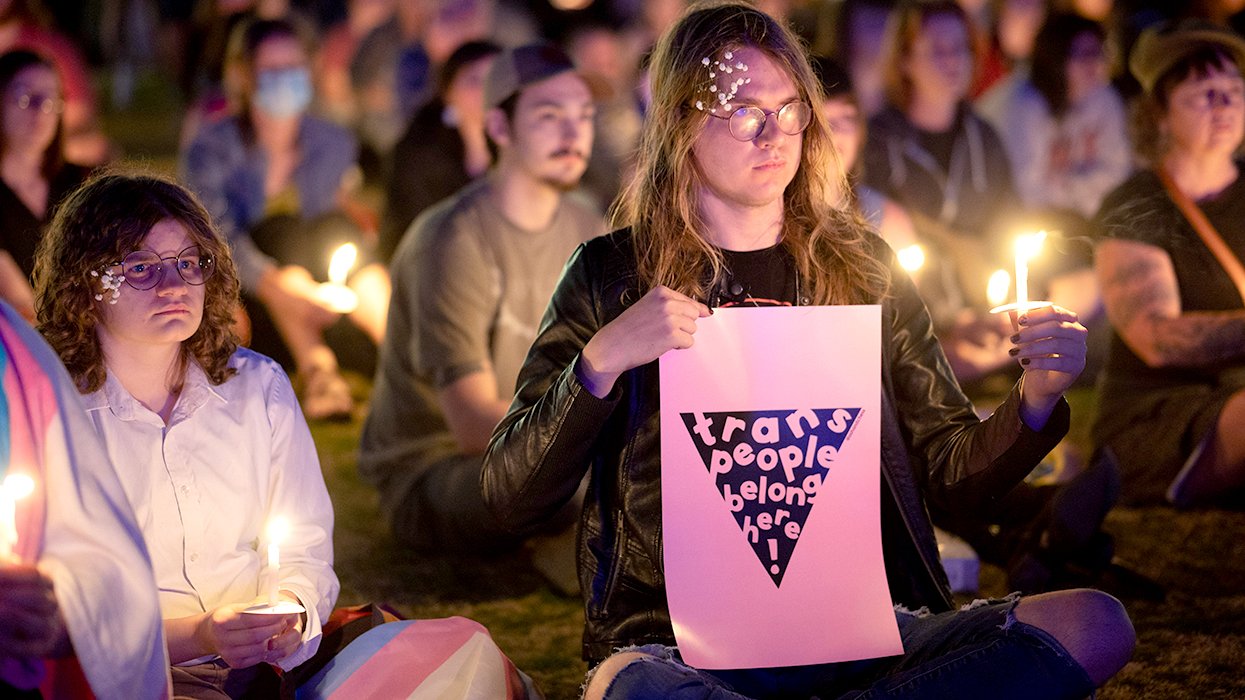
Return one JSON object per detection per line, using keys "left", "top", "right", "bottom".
{"left": 483, "top": 2, "right": 1133, "bottom": 697}
{"left": 0, "top": 50, "right": 91, "bottom": 321}
{"left": 32, "top": 172, "right": 340, "bottom": 698}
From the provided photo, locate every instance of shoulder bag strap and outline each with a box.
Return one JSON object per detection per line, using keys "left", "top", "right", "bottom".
{"left": 1156, "top": 166, "right": 1245, "bottom": 305}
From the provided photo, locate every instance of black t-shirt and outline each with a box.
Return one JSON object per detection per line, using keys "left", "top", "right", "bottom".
{"left": 0, "top": 164, "right": 92, "bottom": 279}
{"left": 1095, "top": 165, "right": 1245, "bottom": 387}
{"left": 715, "top": 244, "right": 797, "bottom": 308}
{"left": 916, "top": 124, "right": 959, "bottom": 175}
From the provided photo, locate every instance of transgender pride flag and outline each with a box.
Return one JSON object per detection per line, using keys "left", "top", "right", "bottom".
{"left": 0, "top": 304, "right": 171, "bottom": 700}
{"left": 0, "top": 308, "right": 63, "bottom": 692}
{"left": 0, "top": 308, "right": 53, "bottom": 565}
{"left": 297, "top": 617, "right": 537, "bottom": 699}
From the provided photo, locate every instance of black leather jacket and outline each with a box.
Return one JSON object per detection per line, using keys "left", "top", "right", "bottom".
{"left": 483, "top": 229, "right": 1068, "bottom": 664}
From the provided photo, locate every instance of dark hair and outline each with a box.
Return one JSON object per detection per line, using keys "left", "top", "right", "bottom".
{"left": 34, "top": 172, "right": 241, "bottom": 393}
{"left": 0, "top": 49, "right": 63, "bottom": 178}
{"left": 1030, "top": 13, "right": 1105, "bottom": 117}
{"left": 1152, "top": 45, "right": 1239, "bottom": 109}
{"left": 811, "top": 54, "right": 855, "bottom": 102}
{"left": 437, "top": 40, "right": 503, "bottom": 99}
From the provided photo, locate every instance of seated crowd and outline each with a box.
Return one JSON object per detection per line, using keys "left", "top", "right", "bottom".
{"left": 3, "top": 0, "right": 1245, "bottom": 697}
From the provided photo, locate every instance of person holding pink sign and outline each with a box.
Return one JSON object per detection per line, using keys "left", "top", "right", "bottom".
{"left": 483, "top": 2, "right": 1135, "bottom": 698}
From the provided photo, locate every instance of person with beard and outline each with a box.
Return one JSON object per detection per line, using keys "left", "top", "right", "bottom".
{"left": 359, "top": 43, "right": 603, "bottom": 585}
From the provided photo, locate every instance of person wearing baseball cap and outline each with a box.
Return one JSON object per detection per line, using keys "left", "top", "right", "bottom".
{"left": 1093, "top": 19, "right": 1245, "bottom": 508}
{"left": 360, "top": 41, "right": 604, "bottom": 595}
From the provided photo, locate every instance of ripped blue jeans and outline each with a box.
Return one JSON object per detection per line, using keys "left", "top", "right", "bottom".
{"left": 589, "top": 596, "right": 1095, "bottom": 700}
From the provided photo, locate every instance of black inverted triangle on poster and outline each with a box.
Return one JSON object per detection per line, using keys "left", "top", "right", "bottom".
{"left": 680, "top": 408, "right": 862, "bottom": 587}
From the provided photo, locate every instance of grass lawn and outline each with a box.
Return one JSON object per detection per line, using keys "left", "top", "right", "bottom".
{"left": 101, "top": 67, "right": 1244, "bottom": 700}
{"left": 313, "top": 382, "right": 1245, "bottom": 699}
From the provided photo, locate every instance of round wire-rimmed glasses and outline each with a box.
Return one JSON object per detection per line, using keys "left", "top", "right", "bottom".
{"left": 707, "top": 100, "right": 813, "bottom": 141}
{"left": 109, "top": 245, "right": 216, "bottom": 290}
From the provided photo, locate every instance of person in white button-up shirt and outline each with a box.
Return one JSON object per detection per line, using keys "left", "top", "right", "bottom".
{"left": 33, "top": 173, "right": 339, "bottom": 698}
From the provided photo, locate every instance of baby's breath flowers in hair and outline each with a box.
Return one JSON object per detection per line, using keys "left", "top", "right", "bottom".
{"left": 90, "top": 268, "right": 124, "bottom": 304}
{"left": 694, "top": 50, "right": 751, "bottom": 113}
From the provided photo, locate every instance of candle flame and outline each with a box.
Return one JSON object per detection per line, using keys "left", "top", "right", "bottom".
{"left": 987, "top": 269, "right": 1012, "bottom": 307}
{"left": 1014, "top": 230, "right": 1047, "bottom": 264}
{"left": 1, "top": 474, "right": 34, "bottom": 501}
{"left": 327, "top": 244, "right": 358, "bottom": 286}
{"left": 266, "top": 516, "right": 289, "bottom": 545}
{"left": 896, "top": 244, "right": 925, "bottom": 273}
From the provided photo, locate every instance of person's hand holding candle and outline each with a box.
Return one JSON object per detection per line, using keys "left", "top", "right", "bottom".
{"left": 1011, "top": 304, "right": 1087, "bottom": 430}
{"left": 194, "top": 601, "right": 301, "bottom": 668}
{"left": 0, "top": 565, "right": 67, "bottom": 658}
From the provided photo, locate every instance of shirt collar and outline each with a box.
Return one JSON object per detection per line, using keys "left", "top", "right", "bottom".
{"left": 84, "top": 359, "right": 228, "bottom": 425}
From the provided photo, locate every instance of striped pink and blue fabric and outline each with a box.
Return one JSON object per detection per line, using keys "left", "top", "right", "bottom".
{"left": 297, "top": 617, "right": 538, "bottom": 699}
{"left": 0, "top": 308, "right": 52, "bottom": 565}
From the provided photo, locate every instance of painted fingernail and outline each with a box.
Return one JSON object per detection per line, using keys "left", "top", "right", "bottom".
{"left": 1019, "top": 315, "right": 1029, "bottom": 326}
{"left": 1021, "top": 358, "right": 1031, "bottom": 366}
{"left": 1010, "top": 333, "right": 1020, "bottom": 343}
{"left": 1008, "top": 347, "right": 1019, "bottom": 356}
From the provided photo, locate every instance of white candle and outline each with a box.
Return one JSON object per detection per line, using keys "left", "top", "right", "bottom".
{"left": 1013, "top": 231, "right": 1047, "bottom": 311}
{"left": 0, "top": 474, "right": 35, "bottom": 562}
{"left": 266, "top": 517, "right": 289, "bottom": 606}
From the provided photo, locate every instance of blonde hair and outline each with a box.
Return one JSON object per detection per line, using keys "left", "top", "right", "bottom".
{"left": 612, "top": 0, "right": 889, "bottom": 305}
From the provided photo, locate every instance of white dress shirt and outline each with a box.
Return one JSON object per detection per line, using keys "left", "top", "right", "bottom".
{"left": 82, "top": 348, "right": 338, "bottom": 671}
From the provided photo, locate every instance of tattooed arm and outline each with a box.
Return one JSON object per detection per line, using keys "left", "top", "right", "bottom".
{"left": 1096, "top": 238, "right": 1245, "bottom": 367}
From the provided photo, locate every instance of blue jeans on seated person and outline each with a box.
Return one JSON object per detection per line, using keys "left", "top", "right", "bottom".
{"left": 594, "top": 597, "right": 1095, "bottom": 699}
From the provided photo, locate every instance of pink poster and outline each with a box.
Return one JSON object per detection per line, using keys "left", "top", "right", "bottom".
{"left": 659, "top": 305, "right": 902, "bottom": 670}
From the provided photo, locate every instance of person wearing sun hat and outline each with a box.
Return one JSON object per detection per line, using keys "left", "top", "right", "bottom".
{"left": 359, "top": 41, "right": 604, "bottom": 593}
{"left": 1128, "top": 19, "right": 1245, "bottom": 96}
{"left": 1093, "top": 18, "right": 1245, "bottom": 508}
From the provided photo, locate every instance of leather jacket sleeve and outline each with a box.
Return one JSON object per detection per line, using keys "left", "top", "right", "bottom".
{"left": 882, "top": 247, "right": 1069, "bottom": 512}
{"left": 482, "top": 239, "right": 622, "bottom": 533}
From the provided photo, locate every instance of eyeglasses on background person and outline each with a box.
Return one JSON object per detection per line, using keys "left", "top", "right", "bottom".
{"left": 1177, "top": 82, "right": 1245, "bottom": 111}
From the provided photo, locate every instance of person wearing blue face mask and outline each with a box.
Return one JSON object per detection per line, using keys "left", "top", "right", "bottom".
{"left": 254, "top": 64, "right": 314, "bottom": 119}
{"left": 182, "top": 16, "right": 391, "bottom": 422}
